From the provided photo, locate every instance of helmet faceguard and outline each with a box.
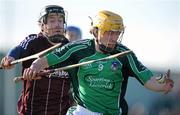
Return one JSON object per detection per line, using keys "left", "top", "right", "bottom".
{"left": 38, "top": 5, "right": 68, "bottom": 44}
{"left": 48, "top": 34, "right": 69, "bottom": 44}
{"left": 98, "top": 42, "right": 117, "bottom": 54}
{"left": 38, "top": 5, "right": 66, "bottom": 24}
{"left": 91, "top": 10, "right": 125, "bottom": 53}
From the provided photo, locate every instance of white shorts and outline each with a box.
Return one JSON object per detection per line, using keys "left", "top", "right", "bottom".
{"left": 72, "top": 105, "right": 103, "bottom": 115}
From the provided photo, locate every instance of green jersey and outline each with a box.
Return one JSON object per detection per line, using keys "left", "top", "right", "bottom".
{"left": 46, "top": 39, "right": 153, "bottom": 115}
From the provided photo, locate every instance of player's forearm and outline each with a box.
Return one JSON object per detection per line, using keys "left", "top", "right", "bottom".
{"left": 30, "top": 57, "right": 49, "bottom": 72}
{"left": 7, "top": 46, "right": 25, "bottom": 59}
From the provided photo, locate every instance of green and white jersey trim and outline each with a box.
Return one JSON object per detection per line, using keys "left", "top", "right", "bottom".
{"left": 46, "top": 44, "right": 87, "bottom": 66}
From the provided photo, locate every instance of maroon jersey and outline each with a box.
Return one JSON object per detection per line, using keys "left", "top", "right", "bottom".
{"left": 9, "top": 33, "right": 72, "bottom": 115}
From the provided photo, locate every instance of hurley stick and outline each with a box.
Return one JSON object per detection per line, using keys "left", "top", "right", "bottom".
{"left": 14, "top": 50, "right": 132, "bottom": 83}
{"left": 0, "top": 43, "right": 61, "bottom": 69}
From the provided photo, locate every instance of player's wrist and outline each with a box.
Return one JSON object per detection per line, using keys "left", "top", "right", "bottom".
{"left": 31, "top": 58, "right": 48, "bottom": 73}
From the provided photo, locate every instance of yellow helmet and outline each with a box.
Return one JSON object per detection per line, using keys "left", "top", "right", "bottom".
{"left": 92, "top": 10, "right": 124, "bottom": 36}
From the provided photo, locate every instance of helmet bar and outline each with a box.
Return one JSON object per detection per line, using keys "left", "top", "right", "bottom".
{"left": 38, "top": 5, "right": 65, "bottom": 24}
{"left": 40, "top": 6, "right": 65, "bottom": 17}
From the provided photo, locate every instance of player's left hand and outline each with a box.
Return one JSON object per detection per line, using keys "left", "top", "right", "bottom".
{"left": 163, "top": 69, "right": 174, "bottom": 94}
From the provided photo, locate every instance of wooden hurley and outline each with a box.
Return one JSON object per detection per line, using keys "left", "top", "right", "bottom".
{"left": 0, "top": 43, "right": 61, "bottom": 69}
{"left": 14, "top": 50, "right": 132, "bottom": 83}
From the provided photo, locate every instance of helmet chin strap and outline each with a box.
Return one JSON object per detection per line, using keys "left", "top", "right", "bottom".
{"left": 48, "top": 34, "right": 69, "bottom": 44}
{"left": 43, "top": 28, "right": 68, "bottom": 44}
{"left": 42, "top": 22, "right": 68, "bottom": 44}
{"left": 117, "top": 29, "right": 124, "bottom": 44}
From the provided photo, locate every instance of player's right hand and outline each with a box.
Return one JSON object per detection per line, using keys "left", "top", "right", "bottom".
{"left": 0, "top": 56, "right": 15, "bottom": 69}
{"left": 23, "top": 68, "right": 42, "bottom": 81}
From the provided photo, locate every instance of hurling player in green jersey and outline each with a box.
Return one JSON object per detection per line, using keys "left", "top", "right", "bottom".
{"left": 22, "top": 10, "right": 174, "bottom": 115}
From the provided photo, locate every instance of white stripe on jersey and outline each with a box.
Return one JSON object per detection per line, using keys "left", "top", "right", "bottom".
{"left": 31, "top": 81, "right": 36, "bottom": 115}
{"left": 59, "top": 79, "right": 65, "bottom": 115}
{"left": 20, "top": 35, "right": 37, "bottom": 49}
{"left": 45, "top": 79, "right": 51, "bottom": 115}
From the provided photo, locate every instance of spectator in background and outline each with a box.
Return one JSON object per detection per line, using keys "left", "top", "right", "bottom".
{"left": 66, "top": 26, "right": 82, "bottom": 41}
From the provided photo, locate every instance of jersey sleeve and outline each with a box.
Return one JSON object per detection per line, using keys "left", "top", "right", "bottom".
{"left": 45, "top": 45, "right": 70, "bottom": 66}
{"left": 125, "top": 52, "right": 153, "bottom": 85}
{"left": 46, "top": 42, "right": 88, "bottom": 66}
{"left": 7, "top": 46, "right": 25, "bottom": 60}
{"left": 117, "top": 44, "right": 153, "bottom": 85}
{"left": 7, "top": 34, "right": 37, "bottom": 59}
